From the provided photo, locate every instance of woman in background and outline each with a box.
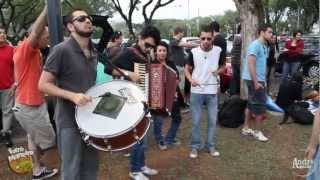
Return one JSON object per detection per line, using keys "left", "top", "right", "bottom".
{"left": 152, "top": 41, "right": 183, "bottom": 150}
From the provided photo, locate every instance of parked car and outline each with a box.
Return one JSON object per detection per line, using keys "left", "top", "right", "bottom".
{"left": 181, "top": 36, "right": 200, "bottom": 58}
{"left": 181, "top": 36, "right": 200, "bottom": 45}
{"left": 161, "top": 38, "right": 170, "bottom": 44}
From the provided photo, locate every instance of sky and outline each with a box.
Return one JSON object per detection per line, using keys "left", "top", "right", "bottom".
{"left": 109, "top": 0, "right": 237, "bottom": 23}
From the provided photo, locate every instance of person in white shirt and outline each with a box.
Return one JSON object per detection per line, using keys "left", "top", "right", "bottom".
{"left": 184, "top": 25, "right": 225, "bottom": 159}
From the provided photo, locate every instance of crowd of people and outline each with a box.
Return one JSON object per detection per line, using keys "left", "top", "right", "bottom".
{"left": 0, "top": 5, "right": 319, "bottom": 180}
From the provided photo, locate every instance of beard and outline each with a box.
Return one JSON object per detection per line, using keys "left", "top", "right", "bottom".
{"left": 74, "top": 26, "right": 93, "bottom": 38}
{"left": 201, "top": 44, "right": 212, "bottom": 52}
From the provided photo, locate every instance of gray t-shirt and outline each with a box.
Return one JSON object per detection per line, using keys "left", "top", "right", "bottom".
{"left": 44, "top": 36, "right": 97, "bottom": 129}
{"left": 169, "top": 38, "right": 185, "bottom": 66}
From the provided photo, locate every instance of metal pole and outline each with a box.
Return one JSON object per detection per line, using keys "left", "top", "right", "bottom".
{"left": 47, "top": 0, "right": 63, "bottom": 48}
{"left": 295, "top": 0, "right": 300, "bottom": 30}
{"left": 197, "top": 8, "right": 200, "bottom": 32}
{"left": 187, "top": 0, "right": 190, "bottom": 36}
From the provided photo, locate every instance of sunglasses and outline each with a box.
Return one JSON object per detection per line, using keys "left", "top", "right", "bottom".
{"left": 145, "top": 42, "right": 155, "bottom": 49}
{"left": 114, "top": 31, "right": 122, "bottom": 35}
{"left": 200, "top": 37, "right": 212, "bottom": 41}
{"left": 72, "top": 15, "right": 93, "bottom": 23}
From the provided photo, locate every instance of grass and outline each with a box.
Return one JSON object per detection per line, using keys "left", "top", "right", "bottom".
{"left": 0, "top": 110, "right": 313, "bottom": 180}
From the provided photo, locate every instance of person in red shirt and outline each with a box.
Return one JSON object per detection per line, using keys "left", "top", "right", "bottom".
{"left": 281, "top": 31, "right": 304, "bottom": 82}
{"left": 13, "top": 6, "right": 58, "bottom": 179}
{"left": 0, "top": 25, "right": 14, "bottom": 147}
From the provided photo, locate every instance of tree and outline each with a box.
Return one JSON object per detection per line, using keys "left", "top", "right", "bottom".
{"left": 0, "top": 0, "right": 44, "bottom": 44}
{"left": 110, "top": 0, "right": 176, "bottom": 38}
{"left": 233, "top": 0, "right": 265, "bottom": 98}
{"left": 142, "top": 0, "right": 175, "bottom": 25}
{"left": 264, "top": 0, "right": 319, "bottom": 34}
{"left": 0, "top": 0, "right": 115, "bottom": 44}
{"left": 63, "top": 0, "right": 115, "bottom": 17}
{"left": 110, "top": 0, "right": 140, "bottom": 37}
{"left": 211, "top": 10, "right": 240, "bottom": 36}
{"left": 263, "top": 0, "right": 290, "bottom": 32}
{"left": 291, "top": 0, "right": 319, "bottom": 33}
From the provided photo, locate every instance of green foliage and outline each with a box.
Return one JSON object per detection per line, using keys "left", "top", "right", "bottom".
{"left": 113, "top": 11, "right": 240, "bottom": 40}
{"left": 153, "top": 19, "right": 187, "bottom": 39}
{"left": 0, "top": 0, "right": 44, "bottom": 44}
{"left": 265, "top": 0, "right": 319, "bottom": 34}
{"left": 62, "top": 0, "right": 114, "bottom": 16}
{"left": 1, "top": 0, "right": 318, "bottom": 44}
{"left": 0, "top": 0, "right": 115, "bottom": 45}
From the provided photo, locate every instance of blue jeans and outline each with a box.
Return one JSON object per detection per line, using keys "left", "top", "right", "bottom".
{"left": 282, "top": 61, "right": 300, "bottom": 81}
{"left": 130, "top": 135, "right": 147, "bottom": 172}
{"left": 307, "top": 145, "right": 320, "bottom": 180}
{"left": 153, "top": 101, "right": 182, "bottom": 144}
{"left": 190, "top": 93, "right": 218, "bottom": 150}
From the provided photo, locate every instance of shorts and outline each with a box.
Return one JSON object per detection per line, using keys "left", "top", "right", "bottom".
{"left": 245, "top": 80, "right": 267, "bottom": 116}
{"left": 13, "top": 102, "right": 56, "bottom": 150}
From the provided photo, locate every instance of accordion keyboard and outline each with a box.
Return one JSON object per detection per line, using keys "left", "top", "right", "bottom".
{"left": 134, "top": 63, "right": 149, "bottom": 99}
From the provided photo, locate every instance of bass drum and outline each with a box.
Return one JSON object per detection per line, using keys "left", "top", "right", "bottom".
{"left": 75, "top": 80, "right": 150, "bottom": 151}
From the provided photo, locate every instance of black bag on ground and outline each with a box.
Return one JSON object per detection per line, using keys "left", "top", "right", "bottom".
{"left": 286, "top": 102, "right": 314, "bottom": 125}
{"left": 218, "top": 95, "right": 247, "bottom": 128}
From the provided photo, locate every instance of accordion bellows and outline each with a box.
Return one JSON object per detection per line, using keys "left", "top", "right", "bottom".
{"left": 135, "top": 63, "right": 177, "bottom": 113}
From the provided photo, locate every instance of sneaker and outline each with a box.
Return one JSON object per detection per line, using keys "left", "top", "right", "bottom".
{"left": 208, "top": 147, "right": 220, "bottom": 157}
{"left": 166, "top": 139, "right": 181, "bottom": 146}
{"left": 172, "top": 139, "right": 181, "bottom": 145}
{"left": 158, "top": 141, "right": 167, "bottom": 150}
{"left": 189, "top": 149, "right": 198, "bottom": 159}
{"left": 141, "top": 166, "right": 158, "bottom": 175}
{"left": 253, "top": 131, "right": 269, "bottom": 142}
{"left": 0, "top": 132, "right": 13, "bottom": 147}
{"left": 181, "top": 108, "right": 190, "bottom": 114}
{"left": 32, "top": 167, "right": 58, "bottom": 180}
{"left": 129, "top": 172, "right": 149, "bottom": 180}
{"left": 241, "top": 128, "right": 254, "bottom": 136}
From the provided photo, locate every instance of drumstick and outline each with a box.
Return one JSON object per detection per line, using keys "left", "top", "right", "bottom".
{"left": 199, "top": 83, "right": 220, "bottom": 88}
{"left": 200, "top": 83, "right": 220, "bottom": 86}
{"left": 92, "top": 92, "right": 111, "bottom": 99}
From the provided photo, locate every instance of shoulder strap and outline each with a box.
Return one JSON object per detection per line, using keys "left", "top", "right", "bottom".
{"left": 127, "top": 47, "right": 148, "bottom": 63}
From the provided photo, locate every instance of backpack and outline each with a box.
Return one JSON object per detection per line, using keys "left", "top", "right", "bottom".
{"left": 218, "top": 95, "right": 247, "bottom": 128}
{"left": 285, "top": 102, "right": 314, "bottom": 125}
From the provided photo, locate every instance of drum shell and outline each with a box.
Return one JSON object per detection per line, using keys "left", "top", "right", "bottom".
{"left": 87, "top": 117, "right": 150, "bottom": 151}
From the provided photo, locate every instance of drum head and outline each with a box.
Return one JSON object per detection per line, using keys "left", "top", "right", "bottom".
{"left": 76, "top": 80, "right": 147, "bottom": 138}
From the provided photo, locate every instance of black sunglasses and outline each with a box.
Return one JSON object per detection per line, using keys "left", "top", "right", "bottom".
{"left": 72, "top": 15, "right": 93, "bottom": 23}
{"left": 145, "top": 42, "right": 155, "bottom": 49}
{"left": 200, "top": 37, "right": 212, "bottom": 41}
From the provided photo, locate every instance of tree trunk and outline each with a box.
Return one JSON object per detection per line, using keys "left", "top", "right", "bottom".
{"left": 233, "top": 0, "right": 264, "bottom": 99}
{"left": 127, "top": 21, "right": 135, "bottom": 38}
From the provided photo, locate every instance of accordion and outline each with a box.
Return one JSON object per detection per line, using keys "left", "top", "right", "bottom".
{"left": 134, "top": 63, "right": 178, "bottom": 113}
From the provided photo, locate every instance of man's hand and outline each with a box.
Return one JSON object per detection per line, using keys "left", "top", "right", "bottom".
{"left": 211, "top": 70, "right": 219, "bottom": 76}
{"left": 128, "top": 71, "right": 140, "bottom": 83}
{"left": 72, "top": 93, "right": 92, "bottom": 106}
{"left": 305, "top": 145, "right": 317, "bottom": 160}
{"left": 190, "top": 79, "right": 200, "bottom": 87}
{"left": 254, "top": 81, "right": 263, "bottom": 90}
{"left": 8, "top": 85, "right": 17, "bottom": 97}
